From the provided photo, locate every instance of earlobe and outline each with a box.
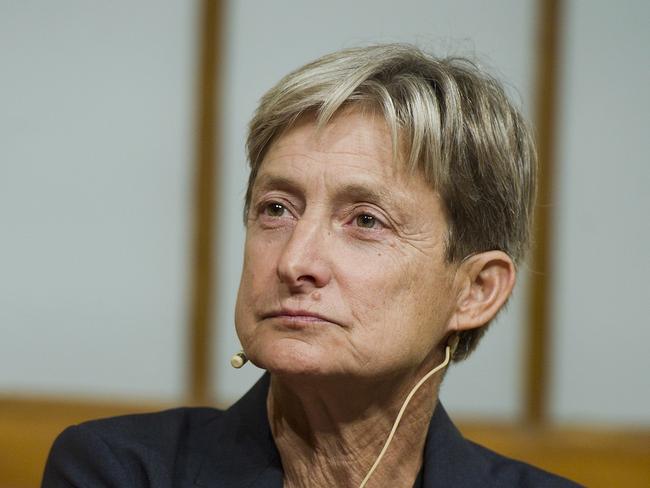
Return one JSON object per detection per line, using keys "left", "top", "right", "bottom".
{"left": 453, "top": 251, "right": 516, "bottom": 331}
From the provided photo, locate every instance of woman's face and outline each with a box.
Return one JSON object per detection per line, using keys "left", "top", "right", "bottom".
{"left": 235, "top": 109, "right": 461, "bottom": 381}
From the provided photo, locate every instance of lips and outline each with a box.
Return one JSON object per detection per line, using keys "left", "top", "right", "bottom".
{"left": 263, "top": 308, "right": 341, "bottom": 327}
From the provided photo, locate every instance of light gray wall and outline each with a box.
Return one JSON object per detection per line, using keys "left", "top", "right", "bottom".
{"left": 214, "top": 0, "right": 538, "bottom": 419}
{"left": 550, "top": 0, "right": 650, "bottom": 425}
{"left": 3, "top": 0, "right": 647, "bottom": 425}
{"left": 0, "top": 0, "right": 198, "bottom": 399}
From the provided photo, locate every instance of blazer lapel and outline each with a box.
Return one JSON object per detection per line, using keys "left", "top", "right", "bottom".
{"left": 420, "top": 403, "right": 487, "bottom": 488}
{"left": 194, "top": 374, "right": 283, "bottom": 488}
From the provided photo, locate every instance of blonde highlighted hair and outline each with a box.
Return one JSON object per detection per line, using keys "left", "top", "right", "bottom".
{"left": 244, "top": 44, "right": 537, "bottom": 360}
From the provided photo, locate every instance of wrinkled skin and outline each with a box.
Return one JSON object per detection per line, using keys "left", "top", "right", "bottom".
{"left": 236, "top": 109, "right": 460, "bottom": 382}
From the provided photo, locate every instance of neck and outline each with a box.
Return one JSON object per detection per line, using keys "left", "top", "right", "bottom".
{"left": 267, "top": 367, "right": 442, "bottom": 488}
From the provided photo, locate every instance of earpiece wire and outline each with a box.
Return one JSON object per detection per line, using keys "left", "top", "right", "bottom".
{"left": 358, "top": 345, "right": 452, "bottom": 488}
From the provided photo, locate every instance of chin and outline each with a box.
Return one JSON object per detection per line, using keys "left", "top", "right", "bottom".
{"left": 248, "top": 338, "right": 333, "bottom": 377}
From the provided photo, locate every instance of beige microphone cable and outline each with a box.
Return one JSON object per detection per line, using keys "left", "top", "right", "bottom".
{"left": 358, "top": 336, "right": 458, "bottom": 488}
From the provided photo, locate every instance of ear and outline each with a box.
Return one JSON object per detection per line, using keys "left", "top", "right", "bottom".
{"left": 451, "top": 251, "right": 516, "bottom": 332}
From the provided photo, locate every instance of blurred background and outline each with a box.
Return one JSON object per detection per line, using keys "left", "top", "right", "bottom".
{"left": 1, "top": 1, "right": 648, "bottom": 486}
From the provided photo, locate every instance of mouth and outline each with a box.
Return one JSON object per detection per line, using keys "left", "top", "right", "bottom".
{"left": 262, "top": 309, "right": 340, "bottom": 328}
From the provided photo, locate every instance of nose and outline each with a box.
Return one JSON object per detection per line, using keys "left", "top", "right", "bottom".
{"left": 276, "top": 216, "right": 332, "bottom": 291}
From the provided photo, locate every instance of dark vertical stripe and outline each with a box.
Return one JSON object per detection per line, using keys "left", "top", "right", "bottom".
{"left": 189, "top": 0, "right": 221, "bottom": 404}
{"left": 525, "top": 0, "right": 563, "bottom": 424}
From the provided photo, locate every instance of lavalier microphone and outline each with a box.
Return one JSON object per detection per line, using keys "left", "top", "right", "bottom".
{"left": 230, "top": 350, "right": 248, "bottom": 369}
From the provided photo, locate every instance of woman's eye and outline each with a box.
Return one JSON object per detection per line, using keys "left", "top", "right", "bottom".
{"left": 355, "top": 214, "right": 378, "bottom": 229}
{"left": 263, "top": 202, "right": 286, "bottom": 217}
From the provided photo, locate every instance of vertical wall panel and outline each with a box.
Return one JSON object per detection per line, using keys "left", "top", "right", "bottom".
{"left": 215, "top": 0, "right": 537, "bottom": 418}
{"left": 0, "top": 1, "right": 199, "bottom": 399}
{"left": 551, "top": 0, "right": 650, "bottom": 425}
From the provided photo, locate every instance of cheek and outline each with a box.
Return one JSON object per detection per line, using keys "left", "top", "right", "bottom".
{"left": 235, "top": 237, "right": 278, "bottom": 330}
{"left": 240, "top": 232, "right": 282, "bottom": 291}
{"left": 349, "top": 250, "right": 420, "bottom": 304}
{"left": 234, "top": 265, "right": 252, "bottom": 344}
{"left": 343, "top": 250, "right": 451, "bottom": 345}
{"left": 337, "top": 249, "right": 419, "bottom": 332}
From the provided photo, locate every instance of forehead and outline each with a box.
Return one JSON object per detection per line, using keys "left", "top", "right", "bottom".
{"left": 253, "top": 109, "right": 446, "bottom": 232}
{"left": 258, "top": 109, "right": 415, "bottom": 189}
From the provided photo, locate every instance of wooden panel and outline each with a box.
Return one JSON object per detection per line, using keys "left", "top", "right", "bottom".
{"left": 525, "top": 0, "right": 563, "bottom": 425}
{"left": 0, "top": 396, "right": 170, "bottom": 488}
{"left": 459, "top": 420, "right": 650, "bottom": 488}
{"left": 2, "top": 397, "right": 649, "bottom": 488}
{"left": 188, "top": 0, "right": 222, "bottom": 404}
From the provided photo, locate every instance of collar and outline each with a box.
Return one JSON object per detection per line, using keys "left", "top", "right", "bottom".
{"left": 194, "top": 374, "right": 282, "bottom": 487}
{"left": 420, "top": 400, "right": 487, "bottom": 487}
{"left": 194, "top": 373, "right": 485, "bottom": 488}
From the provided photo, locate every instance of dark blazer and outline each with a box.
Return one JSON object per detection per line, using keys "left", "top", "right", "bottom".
{"left": 42, "top": 374, "right": 581, "bottom": 487}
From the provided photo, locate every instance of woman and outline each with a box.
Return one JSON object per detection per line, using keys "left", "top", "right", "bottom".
{"left": 43, "top": 44, "right": 579, "bottom": 487}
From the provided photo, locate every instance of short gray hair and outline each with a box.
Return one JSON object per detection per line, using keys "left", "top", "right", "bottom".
{"left": 244, "top": 44, "right": 537, "bottom": 361}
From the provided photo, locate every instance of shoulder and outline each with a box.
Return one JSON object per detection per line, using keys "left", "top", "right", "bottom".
{"left": 42, "top": 407, "right": 224, "bottom": 488}
{"left": 426, "top": 404, "right": 582, "bottom": 487}
{"left": 465, "top": 439, "right": 583, "bottom": 488}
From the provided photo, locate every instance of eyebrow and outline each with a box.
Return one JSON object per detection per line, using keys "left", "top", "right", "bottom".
{"left": 253, "top": 173, "right": 303, "bottom": 197}
{"left": 334, "top": 182, "right": 396, "bottom": 206}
